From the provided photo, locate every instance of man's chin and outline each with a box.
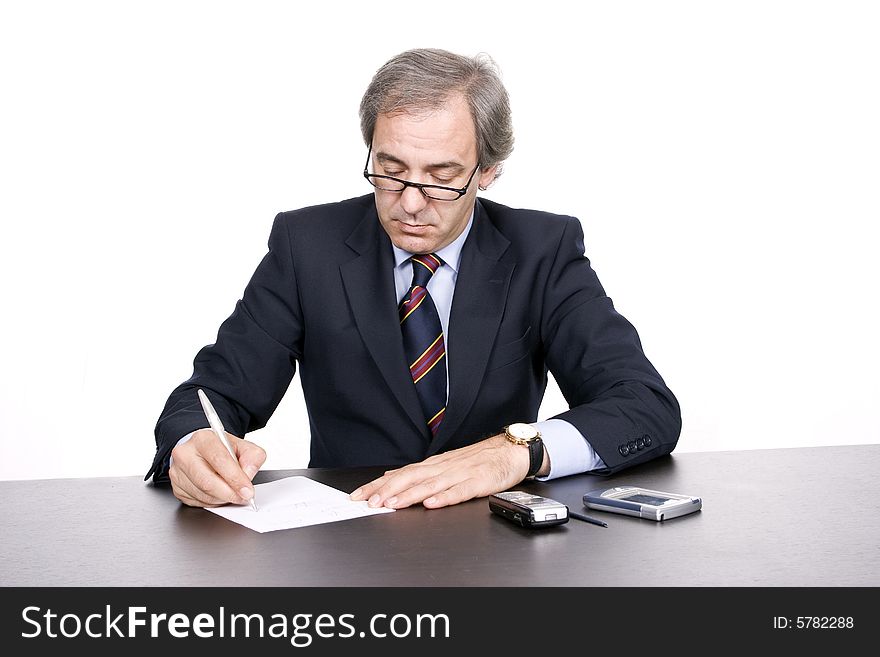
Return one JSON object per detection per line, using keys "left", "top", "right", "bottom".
{"left": 389, "top": 227, "right": 441, "bottom": 253}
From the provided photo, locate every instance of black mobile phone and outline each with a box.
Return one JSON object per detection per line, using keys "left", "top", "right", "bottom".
{"left": 488, "top": 491, "right": 569, "bottom": 528}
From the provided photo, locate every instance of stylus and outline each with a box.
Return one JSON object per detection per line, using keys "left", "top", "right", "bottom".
{"left": 569, "top": 510, "right": 608, "bottom": 527}
{"left": 198, "top": 388, "right": 258, "bottom": 512}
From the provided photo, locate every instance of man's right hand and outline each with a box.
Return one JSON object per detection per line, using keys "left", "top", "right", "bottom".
{"left": 169, "top": 429, "right": 267, "bottom": 507}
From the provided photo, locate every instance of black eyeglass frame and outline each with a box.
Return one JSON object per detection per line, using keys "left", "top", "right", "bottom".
{"left": 362, "top": 145, "right": 481, "bottom": 201}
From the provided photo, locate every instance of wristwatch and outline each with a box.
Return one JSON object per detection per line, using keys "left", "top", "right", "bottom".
{"left": 504, "top": 423, "right": 544, "bottom": 479}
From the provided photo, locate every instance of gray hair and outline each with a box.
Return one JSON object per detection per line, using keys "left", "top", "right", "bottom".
{"left": 359, "top": 48, "right": 514, "bottom": 182}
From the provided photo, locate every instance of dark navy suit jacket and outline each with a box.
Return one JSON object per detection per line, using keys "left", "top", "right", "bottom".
{"left": 146, "top": 195, "right": 681, "bottom": 482}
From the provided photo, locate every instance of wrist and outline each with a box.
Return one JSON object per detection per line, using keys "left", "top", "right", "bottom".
{"left": 502, "top": 423, "right": 544, "bottom": 479}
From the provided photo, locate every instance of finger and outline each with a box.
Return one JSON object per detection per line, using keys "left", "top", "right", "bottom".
{"left": 350, "top": 463, "right": 433, "bottom": 505}
{"left": 170, "top": 462, "right": 232, "bottom": 507}
{"left": 422, "top": 479, "right": 482, "bottom": 509}
{"left": 350, "top": 462, "right": 419, "bottom": 500}
{"left": 382, "top": 472, "right": 461, "bottom": 509}
{"left": 352, "top": 449, "right": 488, "bottom": 506}
{"left": 169, "top": 465, "right": 202, "bottom": 506}
{"left": 196, "top": 435, "right": 257, "bottom": 502}
{"left": 172, "top": 477, "right": 222, "bottom": 508}
{"left": 179, "top": 445, "right": 250, "bottom": 505}
{"left": 370, "top": 465, "right": 453, "bottom": 508}
{"left": 172, "top": 461, "right": 234, "bottom": 506}
{"left": 170, "top": 448, "right": 221, "bottom": 506}
{"left": 349, "top": 471, "right": 394, "bottom": 501}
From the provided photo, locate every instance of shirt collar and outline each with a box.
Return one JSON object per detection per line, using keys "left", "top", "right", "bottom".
{"left": 391, "top": 208, "right": 474, "bottom": 274}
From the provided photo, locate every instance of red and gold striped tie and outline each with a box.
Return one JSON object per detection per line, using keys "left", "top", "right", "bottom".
{"left": 399, "top": 253, "right": 446, "bottom": 437}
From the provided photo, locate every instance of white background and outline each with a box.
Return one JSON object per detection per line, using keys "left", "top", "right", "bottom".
{"left": 1, "top": 1, "right": 877, "bottom": 481}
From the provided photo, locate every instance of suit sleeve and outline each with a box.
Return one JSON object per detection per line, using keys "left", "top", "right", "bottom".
{"left": 542, "top": 217, "right": 682, "bottom": 475}
{"left": 145, "top": 214, "right": 304, "bottom": 482}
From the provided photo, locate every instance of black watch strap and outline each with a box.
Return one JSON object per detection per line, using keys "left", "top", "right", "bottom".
{"left": 526, "top": 438, "right": 544, "bottom": 479}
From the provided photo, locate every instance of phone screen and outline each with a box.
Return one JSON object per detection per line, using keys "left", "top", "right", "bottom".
{"left": 619, "top": 493, "right": 670, "bottom": 506}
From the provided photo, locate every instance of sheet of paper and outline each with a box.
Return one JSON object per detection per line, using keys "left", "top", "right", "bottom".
{"left": 206, "top": 475, "right": 394, "bottom": 533}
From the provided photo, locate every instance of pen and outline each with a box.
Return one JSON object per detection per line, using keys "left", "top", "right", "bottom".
{"left": 197, "top": 388, "right": 258, "bottom": 512}
{"left": 568, "top": 510, "right": 607, "bottom": 527}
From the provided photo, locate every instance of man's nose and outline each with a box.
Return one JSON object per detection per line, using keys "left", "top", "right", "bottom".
{"left": 399, "top": 184, "right": 429, "bottom": 215}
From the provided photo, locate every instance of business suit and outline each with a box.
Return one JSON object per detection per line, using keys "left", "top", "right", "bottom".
{"left": 147, "top": 194, "right": 681, "bottom": 482}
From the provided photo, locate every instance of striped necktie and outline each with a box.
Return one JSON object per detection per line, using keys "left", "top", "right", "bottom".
{"left": 399, "top": 253, "right": 446, "bottom": 437}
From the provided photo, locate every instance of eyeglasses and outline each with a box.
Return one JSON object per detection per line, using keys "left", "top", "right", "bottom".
{"left": 363, "top": 145, "right": 480, "bottom": 201}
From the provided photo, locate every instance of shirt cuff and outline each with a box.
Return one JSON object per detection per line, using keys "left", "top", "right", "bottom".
{"left": 531, "top": 418, "right": 606, "bottom": 481}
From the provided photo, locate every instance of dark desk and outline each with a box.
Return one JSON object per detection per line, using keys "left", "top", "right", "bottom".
{"left": 2, "top": 445, "right": 878, "bottom": 586}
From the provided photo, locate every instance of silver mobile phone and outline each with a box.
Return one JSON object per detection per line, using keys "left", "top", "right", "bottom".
{"left": 583, "top": 485, "right": 702, "bottom": 521}
{"left": 489, "top": 491, "right": 569, "bottom": 528}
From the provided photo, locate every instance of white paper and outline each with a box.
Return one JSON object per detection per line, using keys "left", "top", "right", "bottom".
{"left": 206, "top": 475, "right": 394, "bottom": 533}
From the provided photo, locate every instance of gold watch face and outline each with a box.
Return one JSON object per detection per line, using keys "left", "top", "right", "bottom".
{"left": 506, "top": 422, "right": 540, "bottom": 443}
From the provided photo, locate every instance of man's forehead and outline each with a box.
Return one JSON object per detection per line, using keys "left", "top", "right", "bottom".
{"left": 375, "top": 150, "right": 466, "bottom": 171}
{"left": 372, "top": 103, "right": 477, "bottom": 167}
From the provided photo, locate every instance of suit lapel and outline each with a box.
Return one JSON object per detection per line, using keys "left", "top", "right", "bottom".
{"left": 429, "top": 200, "right": 513, "bottom": 453}
{"left": 340, "top": 205, "right": 431, "bottom": 441}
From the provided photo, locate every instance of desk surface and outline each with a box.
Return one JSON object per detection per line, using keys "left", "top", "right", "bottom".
{"left": 2, "top": 445, "right": 878, "bottom": 586}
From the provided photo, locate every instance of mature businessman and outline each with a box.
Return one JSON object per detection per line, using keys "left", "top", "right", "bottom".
{"left": 147, "top": 48, "right": 681, "bottom": 510}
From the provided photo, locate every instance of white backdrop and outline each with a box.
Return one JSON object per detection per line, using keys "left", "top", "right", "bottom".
{"left": 1, "top": 1, "right": 877, "bottom": 481}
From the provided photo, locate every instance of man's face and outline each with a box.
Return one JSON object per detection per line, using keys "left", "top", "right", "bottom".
{"left": 370, "top": 94, "right": 498, "bottom": 254}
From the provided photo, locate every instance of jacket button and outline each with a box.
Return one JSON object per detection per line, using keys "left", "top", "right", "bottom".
{"left": 619, "top": 445, "right": 630, "bottom": 456}
{"left": 628, "top": 441, "right": 637, "bottom": 452}
{"left": 643, "top": 434, "right": 652, "bottom": 446}
{"left": 636, "top": 437, "right": 645, "bottom": 450}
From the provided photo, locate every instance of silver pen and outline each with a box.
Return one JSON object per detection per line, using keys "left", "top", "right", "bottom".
{"left": 197, "top": 388, "right": 258, "bottom": 512}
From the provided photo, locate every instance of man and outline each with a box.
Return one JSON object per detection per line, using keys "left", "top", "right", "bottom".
{"left": 146, "top": 48, "right": 681, "bottom": 511}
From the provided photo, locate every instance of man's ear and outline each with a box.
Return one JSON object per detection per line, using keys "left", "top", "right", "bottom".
{"left": 477, "top": 164, "right": 499, "bottom": 191}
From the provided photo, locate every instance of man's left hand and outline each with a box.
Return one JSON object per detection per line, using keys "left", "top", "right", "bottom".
{"left": 349, "top": 433, "right": 549, "bottom": 509}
